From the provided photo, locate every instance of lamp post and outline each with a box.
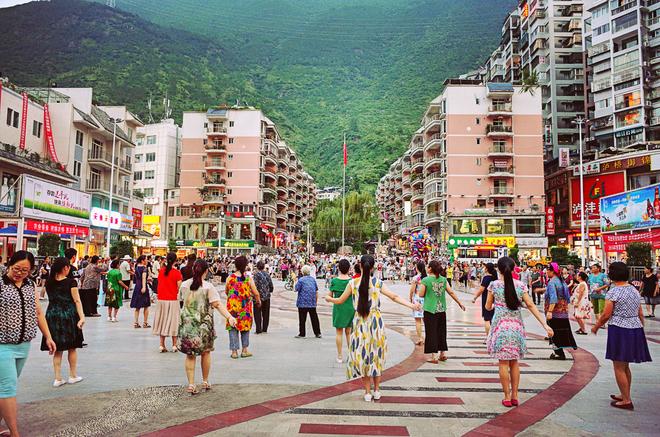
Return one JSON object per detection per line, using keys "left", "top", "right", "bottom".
{"left": 106, "top": 117, "right": 122, "bottom": 257}
{"left": 572, "top": 117, "right": 586, "bottom": 268}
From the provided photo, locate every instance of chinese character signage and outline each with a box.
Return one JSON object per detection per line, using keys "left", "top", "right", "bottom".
{"left": 25, "top": 220, "right": 88, "bottom": 237}
{"left": 483, "top": 236, "right": 516, "bottom": 248}
{"left": 132, "top": 208, "right": 142, "bottom": 230}
{"left": 89, "top": 207, "right": 133, "bottom": 232}
{"left": 600, "top": 183, "right": 660, "bottom": 233}
{"left": 600, "top": 155, "right": 651, "bottom": 173}
{"left": 570, "top": 172, "right": 625, "bottom": 228}
{"left": 572, "top": 162, "right": 600, "bottom": 176}
{"left": 175, "top": 239, "right": 219, "bottom": 248}
{"left": 220, "top": 239, "right": 255, "bottom": 248}
{"left": 22, "top": 176, "right": 91, "bottom": 226}
{"left": 559, "top": 148, "right": 570, "bottom": 167}
{"left": 546, "top": 206, "right": 555, "bottom": 236}
{"left": 602, "top": 229, "right": 660, "bottom": 252}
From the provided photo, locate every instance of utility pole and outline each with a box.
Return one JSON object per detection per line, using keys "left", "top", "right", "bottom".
{"left": 106, "top": 118, "right": 122, "bottom": 257}
{"left": 573, "top": 117, "right": 586, "bottom": 268}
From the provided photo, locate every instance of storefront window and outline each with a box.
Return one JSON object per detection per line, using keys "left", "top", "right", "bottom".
{"left": 240, "top": 224, "right": 252, "bottom": 240}
{"left": 486, "top": 219, "right": 512, "bottom": 234}
{"left": 452, "top": 219, "right": 482, "bottom": 235}
{"left": 516, "top": 218, "right": 542, "bottom": 234}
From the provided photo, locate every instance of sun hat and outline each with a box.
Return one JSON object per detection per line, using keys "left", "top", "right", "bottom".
{"left": 122, "top": 254, "right": 132, "bottom": 260}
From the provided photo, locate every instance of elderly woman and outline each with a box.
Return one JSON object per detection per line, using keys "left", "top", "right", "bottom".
{"left": 592, "top": 262, "right": 652, "bottom": 410}
{"left": 79, "top": 255, "right": 107, "bottom": 317}
{"left": 295, "top": 265, "right": 322, "bottom": 338}
{"left": 225, "top": 256, "right": 261, "bottom": 359}
{"left": 0, "top": 251, "right": 56, "bottom": 437}
{"left": 544, "top": 262, "right": 578, "bottom": 360}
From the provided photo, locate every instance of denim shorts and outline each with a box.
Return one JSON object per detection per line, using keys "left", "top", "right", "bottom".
{"left": 0, "top": 342, "right": 31, "bottom": 398}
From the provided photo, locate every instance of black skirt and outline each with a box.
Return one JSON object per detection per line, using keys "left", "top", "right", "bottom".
{"left": 423, "top": 311, "right": 448, "bottom": 354}
{"left": 548, "top": 318, "right": 577, "bottom": 350}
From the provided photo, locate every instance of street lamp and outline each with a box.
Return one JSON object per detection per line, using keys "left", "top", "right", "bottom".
{"left": 572, "top": 117, "right": 586, "bottom": 268}
{"left": 106, "top": 117, "right": 123, "bottom": 257}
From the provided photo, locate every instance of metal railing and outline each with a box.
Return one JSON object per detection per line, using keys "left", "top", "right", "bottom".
{"left": 487, "top": 124, "right": 513, "bottom": 134}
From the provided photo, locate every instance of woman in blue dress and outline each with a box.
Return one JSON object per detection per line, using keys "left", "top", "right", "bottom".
{"left": 130, "top": 255, "right": 151, "bottom": 328}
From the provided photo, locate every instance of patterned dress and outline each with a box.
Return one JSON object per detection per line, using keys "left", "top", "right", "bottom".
{"left": 571, "top": 282, "right": 592, "bottom": 320}
{"left": 225, "top": 273, "right": 254, "bottom": 332}
{"left": 177, "top": 279, "right": 220, "bottom": 355}
{"left": 347, "top": 277, "right": 387, "bottom": 378}
{"left": 411, "top": 274, "right": 424, "bottom": 319}
{"left": 486, "top": 279, "right": 528, "bottom": 360}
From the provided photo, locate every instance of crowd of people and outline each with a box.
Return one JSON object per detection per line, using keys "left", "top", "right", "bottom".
{"left": 0, "top": 248, "right": 655, "bottom": 436}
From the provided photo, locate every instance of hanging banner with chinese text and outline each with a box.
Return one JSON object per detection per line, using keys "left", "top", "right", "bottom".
{"left": 19, "top": 92, "right": 28, "bottom": 149}
{"left": 26, "top": 219, "right": 89, "bottom": 238}
{"left": 43, "top": 104, "right": 61, "bottom": 165}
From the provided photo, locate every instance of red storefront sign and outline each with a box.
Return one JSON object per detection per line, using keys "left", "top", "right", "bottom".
{"left": 546, "top": 206, "right": 555, "bottom": 236}
{"left": 19, "top": 92, "right": 28, "bottom": 150}
{"left": 600, "top": 155, "right": 651, "bottom": 173}
{"left": 26, "top": 220, "right": 89, "bottom": 238}
{"left": 603, "top": 229, "right": 660, "bottom": 252}
{"left": 132, "top": 208, "right": 142, "bottom": 230}
{"left": 570, "top": 172, "right": 625, "bottom": 228}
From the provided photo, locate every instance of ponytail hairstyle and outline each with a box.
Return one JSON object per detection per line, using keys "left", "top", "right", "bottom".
{"left": 357, "top": 255, "right": 375, "bottom": 318}
{"left": 234, "top": 255, "right": 248, "bottom": 276}
{"left": 428, "top": 260, "right": 444, "bottom": 278}
{"left": 497, "top": 256, "right": 521, "bottom": 311}
{"left": 485, "top": 262, "right": 497, "bottom": 278}
{"left": 164, "top": 251, "right": 177, "bottom": 276}
{"left": 47, "top": 257, "right": 70, "bottom": 288}
{"left": 416, "top": 261, "right": 427, "bottom": 280}
{"left": 190, "top": 259, "right": 209, "bottom": 291}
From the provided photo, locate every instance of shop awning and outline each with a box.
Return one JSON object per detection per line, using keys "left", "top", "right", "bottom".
{"left": 0, "top": 226, "right": 37, "bottom": 236}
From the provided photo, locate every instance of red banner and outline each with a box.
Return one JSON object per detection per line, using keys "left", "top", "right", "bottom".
{"left": 26, "top": 220, "right": 89, "bottom": 238}
{"left": 546, "top": 206, "right": 555, "bottom": 236}
{"left": 43, "top": 103, "right": 61, "bottom": 165}
{"left": 19, "top": 92, "right": 28, "bottom": 150}
{"left": 132, "top": 208, "right": 143, "bottom": 230}
{"left": 603, "top": 229, "right": 660, "bottom": 252}
{"left": 570, "top": 172, "right": 625, "bottom": 228}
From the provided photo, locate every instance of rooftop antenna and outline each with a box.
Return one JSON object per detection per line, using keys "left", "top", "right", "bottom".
{"left": 162, "top": 93, "right": 172, "bottom": 120}
{"left": 106, "top": 0, "right": 116, "bottom": 8}
{"left": 147, "top": 96, "right": 154, "bottom": 124}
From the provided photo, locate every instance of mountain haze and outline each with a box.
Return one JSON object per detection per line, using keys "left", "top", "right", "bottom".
{"left": 0, "top": 0, "right": 516, "bottom": 188}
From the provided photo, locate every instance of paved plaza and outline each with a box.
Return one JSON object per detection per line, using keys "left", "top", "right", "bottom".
{"left": 15, "top": 280, "right": 660, "bottom": 436}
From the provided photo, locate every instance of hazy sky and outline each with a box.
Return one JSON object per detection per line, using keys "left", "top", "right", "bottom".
{"left": 0, "top": 0, "right": 35, "bottom": 8}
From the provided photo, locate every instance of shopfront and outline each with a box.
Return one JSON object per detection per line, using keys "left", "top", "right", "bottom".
{"left": 88, "top": 207, "right": 133, "bottom": 256}
{"left": 220, "top": 238, "right": 255, "bottom": 255}
{"left": 175, "top": 239, "right": 219, "bottom": 258}
{"left": 447, "top": 235, "right": 515, "bottom": 264}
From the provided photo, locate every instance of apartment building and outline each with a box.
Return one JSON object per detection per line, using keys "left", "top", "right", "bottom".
{"left": 378, "top": 80, "right": 548, "bottom": 262}
{"left": 167, "top": 107, "right": 316, "bottom": 255}
{"left": 133, "top": 119, "right": 181, "bottom": 243}
{"left": 583, "top": 0, "right": 660, "bottom": 151}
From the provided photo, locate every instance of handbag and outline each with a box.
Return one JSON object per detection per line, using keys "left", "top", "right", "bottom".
{"left": 97, "top": 281, "right": 105, "bottom": 307}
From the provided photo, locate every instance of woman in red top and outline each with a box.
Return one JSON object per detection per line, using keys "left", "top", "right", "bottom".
{"left": 153, "top": 252, "right": 183, "bottom": 353}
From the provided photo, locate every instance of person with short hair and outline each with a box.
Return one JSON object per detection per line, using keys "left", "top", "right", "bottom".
{"left": 589, "top": 263, "right": 609, "bottom": 324}
{"left": 130, "top": 255, "right": 151, "bottom": 328}
{"left": 119, "top": 255, "right": 133, "bottom": 300}
{"left": 79, "top": 255, "right": 106, "bottom": 317}
{"left": 640, "top": 265, "right": 658, "bottom": 318}
{"left": 330, "top": 259, "right": 354, "bottom": 362}
{"left": 592, "top": 261, "right": 652, "bottom": 410}
{"left": 295, "top": 265, "right": 322, "bottom": 339}
{"left": 253, "top": 261, "right": 273, "bottom": 334}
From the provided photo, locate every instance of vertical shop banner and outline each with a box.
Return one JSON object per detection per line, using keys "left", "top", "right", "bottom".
{"left": 570, "top": 172, "right": 625, "bottom": 227}
{"left": 19, "top": 92, "right": 28, "bottom": 149}
{"left": 559, "top": 148, "right": 570, "bottom": 167}
{"left": 546, "top": 206, "right": 555, "bottom": 236}
{"left": 132, "top": 208, "right": 143, "bottom": 230}
{"left": 43, "top": 104, "right": 61, "bottom": 165}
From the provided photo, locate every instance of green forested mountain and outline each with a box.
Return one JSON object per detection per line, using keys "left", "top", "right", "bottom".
{"left": 0, "top": 0, "right": 516, "bottom": 188}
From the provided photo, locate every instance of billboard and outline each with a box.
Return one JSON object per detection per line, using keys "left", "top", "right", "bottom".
{"left": 143, "top": 215, "right": 161, "bottom": 238}
{"left": 600, "top": 183, "right": 660, "bottom": 233}
{"left": 89, "top": 207, "right": 133, "bottom": 232}
{"left": 22, "top": 175, "right": 91, "bottom": 227}
{"left": 570, "top": 172, "right": 625, "bottom": 228}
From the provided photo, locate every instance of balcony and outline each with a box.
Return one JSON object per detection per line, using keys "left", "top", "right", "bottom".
{"left": 87, "top": 150, "right": 131, "bottom": 174}
{"left": 486, "top": 124, "right": 513, "bottom": 137}
{"left": 202, "top": 194, "right": 226, "bottom": 204}
{"left": 411, "top": 157, "right": 424, "bottom": 171}
{"left": 205, "top": 143, "right": 226, "bottom": 153}
{"left": 424, "top": 133, "right": 444, "bottom": 151}
{"left": 487, "top": 103, "right": 512, "bottom": 116}
{"left": 411, "top": 190, "right": 424, "bottom": 202}
{"left": 487, "top": 144, "right": 514, "bottom": 157}
{"left": 206, "top": 126, "right": 228, "bottom": 136}
{"left": 410, "top": 140, "right": 424, "bottom": 156}
{"left": 424, "top": 190, "right": 444, "bottom": 205}
{"left": 423, "top": 114, "right": 442, "bottom": 133}
{"left": 205, "top": 159, "right": 226, "bottom": 170}
{"left": 204, "top": 177, "right": 226, "bottom": 187}
{"left": 424, "top": 211, "right": 443, "bottom": 225}
{"left": 262, "top": 184, "right": 277, "bottom": 196}
{"left": 262, "top": 166, "right": 277, "bottom": 180}
{"left": 424, "top": 152, "right": 444, "bottom": 171}
{"left": 488, "top": 165, "right": 515, "bottom": 177}
{"left": 489, "top": 187, "right": 514, "bottom": 198}
{"left": 85, "top": 179, "right": 110, "bottom": 194}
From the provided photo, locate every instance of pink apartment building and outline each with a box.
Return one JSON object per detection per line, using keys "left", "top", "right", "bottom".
{"left": 378, "top": 80, "right": 548, "bottom": 262}
{"left": 167, "top": 107, "right": 316, "bottom": 255}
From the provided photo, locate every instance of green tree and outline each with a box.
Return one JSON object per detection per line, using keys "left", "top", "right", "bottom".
{"left": 37, "top": 233, "right": 61, "bottom": 257}
{"left": 110, "top": 240, "right": 134, "bottom": 259}
{"left": 550, "top": 246, "right": 581, "bottom": 267}
{"left": 168, "top": 238, "right": 177, "bottom": 252}
{"left": 626, "top": 242, "right": 653, "bottom": 267}
{"left": 520, "top": 70, "right": 540, "bottom": 96}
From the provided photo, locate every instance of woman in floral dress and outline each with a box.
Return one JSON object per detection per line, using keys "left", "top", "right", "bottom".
{"left": 178, "top": 260, "right": 236, "bottom": 395}
{"left": 325, "top": 255, "right": 421, "bottom": 402}
{"left": 571, "top": 272, "right": 591, "bottom": 335}
{"left": 225, "top": 256, "right": 261, "bottom": 359}
{"left": 486, "top": 257, "right": 553, "bottom": 408}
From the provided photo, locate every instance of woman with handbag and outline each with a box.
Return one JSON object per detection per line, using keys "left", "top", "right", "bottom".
{"left": 105, "top": 259, "right": 128, "bottom": 322}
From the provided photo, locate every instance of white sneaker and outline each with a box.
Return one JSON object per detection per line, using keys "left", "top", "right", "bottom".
{"left": 111, "top": 317, "right": 118, "bottom": 323}
{"left": 373, "top": 391, "right": 382, "bottom": 400}
{"left": 53, "top": 379, "right": 66, "bottom": 387}
{"left": 363, "top": 393, "right": 373, "bottom": 402}
{"left": 336, "top": 357, "right": 343, "bottom": 363}
{"left": 67, "top": 376, "right": 83, "bottom": 384}
{"left": 107, "top": 316, "right": 112, "bottom": 322}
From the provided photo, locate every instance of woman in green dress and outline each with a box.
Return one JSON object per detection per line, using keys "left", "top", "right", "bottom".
{"left": 329, "top": 259, "right": 354, "bottom": 363}
{"left": 178, "top": 259, "right": 236, "bottom": 395}
{"left": 105, "top": 259, "right": 127, "bottom": 322}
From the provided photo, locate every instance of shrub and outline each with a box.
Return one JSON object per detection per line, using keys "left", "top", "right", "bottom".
{"left": 37, "top": 233, "right": 61, "bottom": 257}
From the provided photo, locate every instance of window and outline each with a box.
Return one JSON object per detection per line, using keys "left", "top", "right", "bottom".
{"left": 32, "top": 120, "right": 42, "bottom": 138}
{"left": 615, "top": 91, "right": 641, "bottom": 110}
{"left": 229, "top": 138, "right": 234, "bottom": 144}
{"left": 475, "top": 118, "right": 480, "bottom": 125}
{"left": 73, "top": 161, "right": 82, "bottom": 178}
{"left": 613, "top": 50, "right": 639, "bottom": 73}
{"left": 595, "top": 98, "right": 611, "bottom": 110}
{"left": 144, "top": 187, "right": 154, "bottom": 196}
{"left": 516, "top": 218, "right": 542, "bottom": 234}
{"left": 228, "top": 154, "right": 234, "bottom": 160}
{"left": 144, "top": 205, "right": 153, "bottom": 215}
{"left": 134, "top": 154, "right": 143, "bottom": 163}
{"left": 475, "top": 97, "right": 480, "bottom": 105}
{"left": 591, "top": 3, "right": 608, "bottom": 19}
{"left": 452, "top": 219, "right": 482, "bottom": 235}
{"left": 228, "top": 172, "right": 233, "bottom": 177}
{"left": 168, "top": 207, "right": 175, "bottom": 217}
{"left": 203, "top": 139, "right": 208, "bottom": 145}
{"left": 486, "top": 218, "right": 513, "bottom": 234}
{"left": 593, "top": 23, "right": 610, "bottom": 36}
{"left": 228, "top": 189, "right": 233, "bottom": 195}
{"left": 136, "top": 137, "right": 144, "bottom": 146}
{"left": 146, "top": 153, "right": 156, "bottom": 162}
{"left": 146, "top": 135, "right": 157, "bottom": 145}
{"left": 203, "top": 122, "right": 208, "bottom": 129}
{"left": 75, "top": 130, "right": 84, "bottom": 147}
{"left": 229, "top": 121, "right": 235, "bottom": 127}
{"left": 616, "top": 108, "right": 641, "bottom": 128}
{"left": 6, "top": 108, "right": 19, "bottom": 128}
{"left": 134, "top": 171, "right": 142, "bottom": 181}
{"left": 476, "top": 138, "right": 481, "bottom": 145}
{"left": 145, "top": 170, "right": 155, "bottom": 180}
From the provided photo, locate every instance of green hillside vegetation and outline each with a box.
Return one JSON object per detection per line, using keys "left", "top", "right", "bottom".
{"left": 0, "top": 0, "right": 516, "bottom": 189}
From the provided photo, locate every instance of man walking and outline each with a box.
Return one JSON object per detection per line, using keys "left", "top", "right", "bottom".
{"left": 119, "top": 255, "right": 133, "bottom": 299}
{"left": 253, "top": 261, "right": 274, "bottom": 334}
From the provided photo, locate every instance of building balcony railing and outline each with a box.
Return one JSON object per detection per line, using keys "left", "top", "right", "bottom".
{"left": 88, "top": 150, "right": 132, "bottom": 172}
{"left": 205, "top": 143, "right": 226, "bottom": 152}
{"left": 205, "top": 160, "right": 227, "bottom": 170}
{"left": 425, "top": 171, "right": 445, "bottom": 182}
{"left": 488, "top": 165, "right": 515, "bottom": 177}
{"left": 204, "top": 177, "right": 226, "bottom": 186}
{"left": 486, "top": 124, "right": 513, "bottom": 136}
{"left": 488, "top": 145, "right": 514, "bottom": 156}
{"left": 206, "top": 126, "right": 228, "bottom": 135}
{"left": 487, "top": 103, "right": 512, "bottom": 115}
{"left": 202, "top": 194, "right": 226, "bottom": 203}
{"left": 424, "top": 191, "right": 444, "bottom": 204}
{"left": 85, "top": 179, "right": 110, "bottom": 193}
{"left": 489, "top": 187, "right": 514, "bottom": 197}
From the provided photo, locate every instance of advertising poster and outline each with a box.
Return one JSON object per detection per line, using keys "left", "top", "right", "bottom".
{"left": 22, "top": 176, "right": 91, "bottom": 226}
{"left": 570, "top": 172, "right": 625, "bottom": 227}
{"left": 89, "top": 207, "right": 133, "bottom": 232}
{"left": 143, "top": 215, "right": 161, "bottom": 238}
{"left": 0, "top": 172, "right": 19, "bottom": 213}
{"left": 132, "top": 208, "right": 143, "bottom": 230}
{"left": 600, "top": 183, "right": 660, "bottom": 232}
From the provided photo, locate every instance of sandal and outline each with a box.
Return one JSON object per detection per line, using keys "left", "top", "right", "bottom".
{"left": 439, "top": 355, "right": 448, "bottom": 361}
{"left": 610, "top": 400, "right": 634, "bottom": 410}
{"left": 231, "top": 353, "right": 239, "bottom": 359}
{"left": 134, "top": 323, "right": 141, "bottom": 328}
{"left": 143, "top": 323, "right": 152, "bottom": 328}
{"left": 610, "top": 394, "right": 623, "bottom": 402}
{"left": 186, "top": 384, "right": 199, "bottom": 396}
{"left": 159, "top": 346, "right": 168, "bottom": 353}
{"left": 171, "top": 346, "right": 179, "bottom": 353}
{"left": 240, "top": 352, "right": 253, "bottom": 358}
{"left": 201, "top": 381, "right": 212, "bottom": 392}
